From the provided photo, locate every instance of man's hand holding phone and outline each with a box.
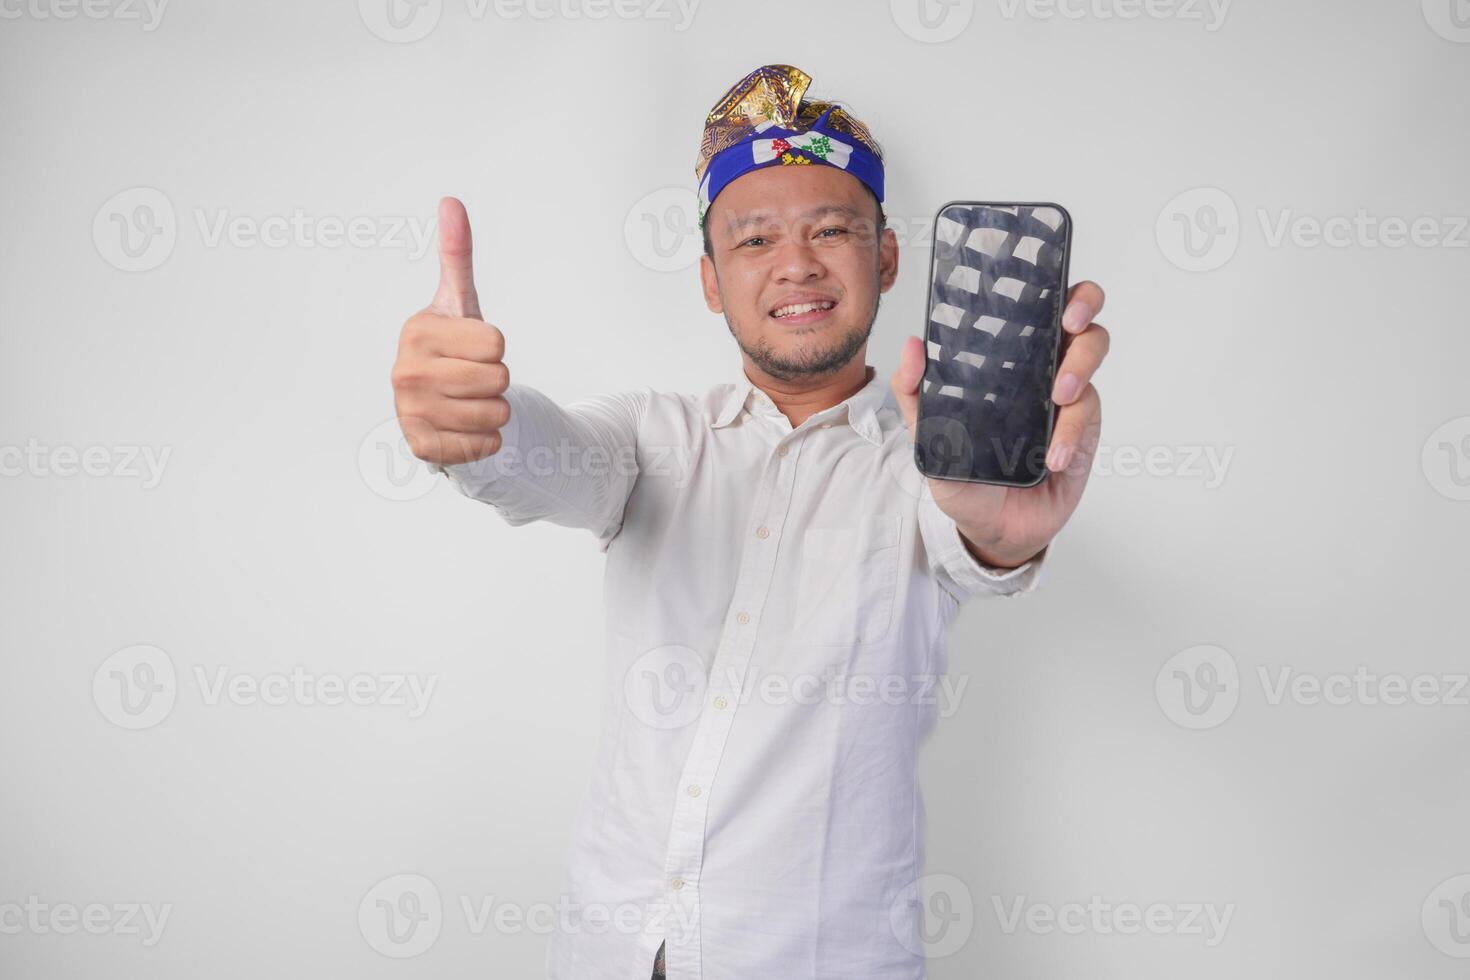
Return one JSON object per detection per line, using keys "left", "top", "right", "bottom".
{"left": 890, "top": 281, "right": 1110, "bottom": 570}
{"left": 392, "top": 197, "right": 512, "bottom": 467}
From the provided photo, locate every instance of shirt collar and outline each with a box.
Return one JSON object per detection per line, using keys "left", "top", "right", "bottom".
{"left": 709, "top": 365, "right": 888, "bottom": 447}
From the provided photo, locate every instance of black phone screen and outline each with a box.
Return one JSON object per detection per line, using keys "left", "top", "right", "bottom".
{"left": 914, "top": 202, "right": 1072, "bottom": 487}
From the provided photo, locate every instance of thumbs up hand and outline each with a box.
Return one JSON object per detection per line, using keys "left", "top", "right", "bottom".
{"left": 392, "top": 197, "right": 512, "bottom": 466}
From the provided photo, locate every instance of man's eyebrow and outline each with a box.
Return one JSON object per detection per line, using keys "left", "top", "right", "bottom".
{"left": 724, "top": 204, "right": 864, "bottom": 234}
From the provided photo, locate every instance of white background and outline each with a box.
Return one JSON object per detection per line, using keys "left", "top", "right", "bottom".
{"left": 1, "top": 0, "right": 1468, "bottom": 977}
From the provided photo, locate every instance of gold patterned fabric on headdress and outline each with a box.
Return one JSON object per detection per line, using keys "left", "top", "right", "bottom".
{"left": 693, "top": 64, "right": 886, "bottom": 225}
{"left": 695, "top": 64, "right": 883, "bottom": 182}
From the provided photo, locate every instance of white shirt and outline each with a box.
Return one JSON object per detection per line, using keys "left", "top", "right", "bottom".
{"left": 440, "top": 365, "right": 1045, "bottom": 980}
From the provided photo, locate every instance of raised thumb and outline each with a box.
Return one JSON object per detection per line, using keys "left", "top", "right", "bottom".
{"left": 890, "top": 335, "right": 926, "bottom": 436}
{"left": 430, "top": 196, "right": 482, "bottom": 319}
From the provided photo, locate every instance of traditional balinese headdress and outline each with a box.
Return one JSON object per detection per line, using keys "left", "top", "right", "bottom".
{"left": 694, "top": 64, "right": 885, "bottom": 228}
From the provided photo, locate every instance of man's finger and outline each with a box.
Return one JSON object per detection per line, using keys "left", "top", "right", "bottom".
{"left": 1061, "top": 280, "right": 1105, "bottom": 333}
{"left": 1046, "top": 383, "right": 1101, "bottom": 474}
{"left": 1052, "top": 322, "right": 1110, "bottom": 405}
{"left": 431, "top": 196, "right": 482, "bottom": 319}
{"left": 402, "top": 420, "right": 502, "bottom": 467}
{"left": 422, "top": 395, "right": 512, "bottom": 434}
{"left": 424, "top": 318, "right": 505, "bottom": 363}
{"left": 426, "top": 358, "right": 510, "bottom": 399}
{"left": 433, "top": 430, "right": 503, "bottom": 466}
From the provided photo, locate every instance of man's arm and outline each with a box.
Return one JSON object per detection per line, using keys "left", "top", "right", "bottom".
{"left": 892, "top": 280, "right": 1110, "bottom": 595}
{"left": 391, "top": 197, "right": 646, "bottom": 548}
{"left": 917, "top": 478, "right": 1046, "bottom": 601}
{"left": 433, "top": 382, "right": 649, "bottom": 550}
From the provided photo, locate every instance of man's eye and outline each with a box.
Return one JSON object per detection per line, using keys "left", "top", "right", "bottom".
{"left": 740, "top": 237, "right": 768, "bottom": 248}
{"left": 817, "top": 227, "right": 848, "bottom": 239}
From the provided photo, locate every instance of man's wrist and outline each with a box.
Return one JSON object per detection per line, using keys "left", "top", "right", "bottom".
{"left": 957, "top": 526, "right": 1044, "bottom": 571}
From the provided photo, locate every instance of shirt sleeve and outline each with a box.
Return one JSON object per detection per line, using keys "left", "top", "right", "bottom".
{"left": 431, "top": 382, "right": 650, "bottom": 552}
{"left": 916, "top": 479, "right": 1047, "bottom": 602}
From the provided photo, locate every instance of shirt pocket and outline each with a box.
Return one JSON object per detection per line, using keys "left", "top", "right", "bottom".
{"left": 793, "top": 513, "right": 902, "bottom": 645}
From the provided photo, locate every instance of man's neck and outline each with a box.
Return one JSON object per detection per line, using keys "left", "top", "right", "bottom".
{"left": 743, "top": 357, "right": 875, "bottom": 429}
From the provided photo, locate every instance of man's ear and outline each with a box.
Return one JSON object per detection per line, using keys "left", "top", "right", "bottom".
{"left": 699, "top": 253, "right": 724, "bottom": 313}
{"left": 877, "top": 226, "right": 899, "bottom": 294}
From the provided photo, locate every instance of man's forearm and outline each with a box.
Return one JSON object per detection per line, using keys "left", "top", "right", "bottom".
{"left": 438, "top": 383, "right": 646, "bottom": 540}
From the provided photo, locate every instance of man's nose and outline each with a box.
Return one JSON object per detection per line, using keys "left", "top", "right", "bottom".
{"left": 772, "top": 238, "right": 825, "bottom": 281}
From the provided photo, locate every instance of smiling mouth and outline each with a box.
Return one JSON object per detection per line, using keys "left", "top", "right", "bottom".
{"left": 770, "top": 299, "right": 837, "bottom": 321}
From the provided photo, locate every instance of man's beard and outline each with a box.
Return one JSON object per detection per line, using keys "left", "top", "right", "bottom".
{"left": 727, "top": 294, "right": 881, "bottom": 383}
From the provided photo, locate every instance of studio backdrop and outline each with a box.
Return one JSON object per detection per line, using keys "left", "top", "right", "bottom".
{"left": 1, "top": 2, "right": 1467, "bottom": 978}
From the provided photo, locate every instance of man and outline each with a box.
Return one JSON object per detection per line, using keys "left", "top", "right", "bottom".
{"left": 391, "top": 64, "right": 1108, "bottom": 980}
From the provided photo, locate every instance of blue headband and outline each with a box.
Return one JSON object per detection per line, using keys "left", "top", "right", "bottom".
{"left": 696, "top": 103, "right": 886, "bottom": 229}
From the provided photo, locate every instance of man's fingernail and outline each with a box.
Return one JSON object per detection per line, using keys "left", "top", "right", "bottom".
{"left": 1053, "top": 373, "right": 1080, "bottom": 403}
{"left": 1048, "top": 444, "right": 1073, "bottom": 471}
{"left": 1062, "top": 303, "right": 1087, "bottom": 332}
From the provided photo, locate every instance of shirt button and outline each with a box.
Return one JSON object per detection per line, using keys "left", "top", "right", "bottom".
{"left": 687, "top": 785, "right": 702, "bottom": 798}
{"left": 818, "top": 422, "right": 832, "bottom": 429}
{"left": 713, "top": 696, "right": 728, "bottom": 710}
{"left": 755, "top": 525, "right": 769, "bottom": 539}
{"left": 736, "top": 612, "right": 750, "bottom": 625}
{"left": 671, "top": 877, "right": 685, "bottom": 891}
{"left": 777, "top": 445, "right": 789, "bottom": 457}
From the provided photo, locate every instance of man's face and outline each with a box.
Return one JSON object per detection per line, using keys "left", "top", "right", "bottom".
{"left": 699, "top": 165, "right": 899, "bottom": 383}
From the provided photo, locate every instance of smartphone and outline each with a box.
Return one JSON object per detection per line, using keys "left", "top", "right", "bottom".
{"left": 913, "top": 201, "right": 1072, "bottom": 487}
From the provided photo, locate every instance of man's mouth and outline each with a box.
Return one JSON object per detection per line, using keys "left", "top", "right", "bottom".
{"left": 770, "top": 298, "right": 838, "bottom": 324}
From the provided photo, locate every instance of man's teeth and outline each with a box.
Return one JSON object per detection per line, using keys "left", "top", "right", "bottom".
{"left": 772, "top": 301, "right": 835, "bottom": 318}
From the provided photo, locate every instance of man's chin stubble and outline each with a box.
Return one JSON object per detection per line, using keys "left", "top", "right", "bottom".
{"left": 727, "top": 297, "right": 880, "bottom": 383}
